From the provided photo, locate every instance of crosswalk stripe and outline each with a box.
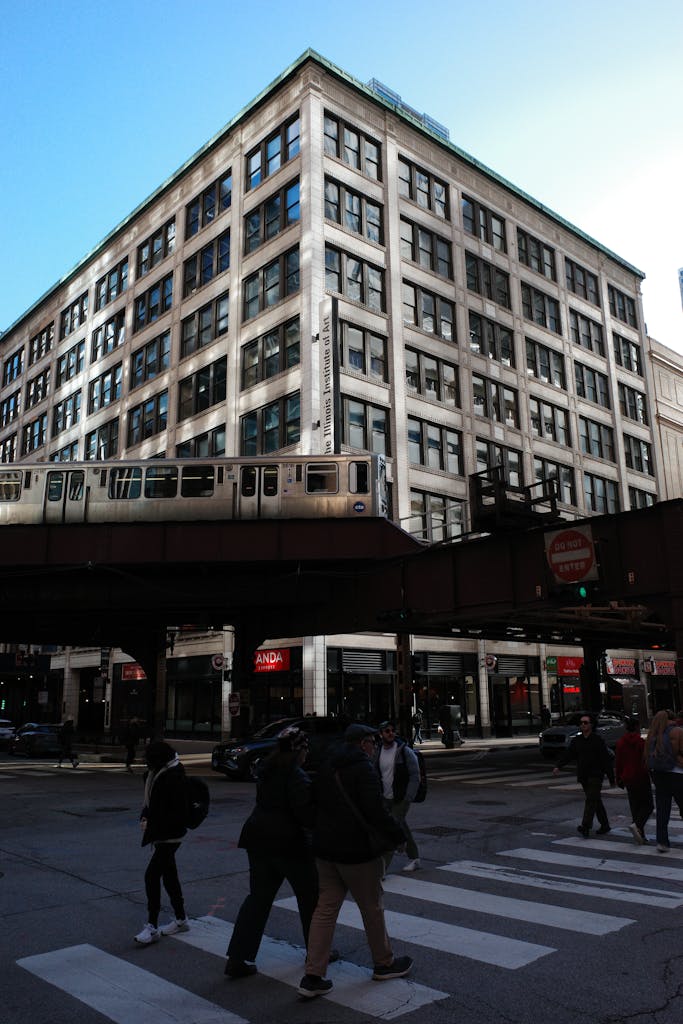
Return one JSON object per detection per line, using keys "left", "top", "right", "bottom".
{"left": 380, "top": 874, "right": 632, "bottom": 934}
{"left": 464, "top": 772, "right": 540, "bottom": 785}
{"left": 17, "top": 943, "right": 246, "bottom": 1024}
{"left": 499, "top": 847, "right": 683, "bottom": 882}
{"left": 275, "top": 897, "right": 554, "bottom": 969}
{"left": 554, "top": 837, "right": 683, "bottom": 857}
{"left": 176, "top": 915, "right": 448, "bottom": 1017}
{"left": 439, "top": 859, "right": 683, "bottom": 908}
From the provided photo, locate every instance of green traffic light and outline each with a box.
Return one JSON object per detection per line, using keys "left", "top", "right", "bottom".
{"left": 577, "top": 583, "right": 588, "bottom": 599}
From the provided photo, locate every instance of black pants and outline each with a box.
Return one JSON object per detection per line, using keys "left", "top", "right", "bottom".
{"left": 144, "top": 842, "right": 185, "bottom": 926}
{"left": 626, "top": 778, "right": 654, "bottom": 832}
{"left": 580, "top": 776, "right": 609, "bottom": 831}
{"left": 227, "top": 850, "right": 318, "bottom": 963}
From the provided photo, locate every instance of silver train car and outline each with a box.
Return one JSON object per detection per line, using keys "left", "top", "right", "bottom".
{"left": 0, "top": 454, "right": 387, "bottom": 525}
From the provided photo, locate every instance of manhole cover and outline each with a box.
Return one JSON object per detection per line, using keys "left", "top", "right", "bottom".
{"left": 94, "top": 806, "right": 131, "bottom": 813}
{"left": 486, "top": 815, "right": 538, "bottom": 826}
{"left": 415, "top": 826, "right": 473, "bottom": 837}
{"left": 466, "top": 799, "right": 506, "bottom": 806}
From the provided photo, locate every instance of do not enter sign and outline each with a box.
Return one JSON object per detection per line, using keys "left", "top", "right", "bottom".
{"left": 545, "top": 525, "right": 598, "bottom": 584}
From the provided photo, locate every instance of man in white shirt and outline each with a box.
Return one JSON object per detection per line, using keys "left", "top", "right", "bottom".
{"left": 376, "top": 720, "right": 421, "bottom": 873}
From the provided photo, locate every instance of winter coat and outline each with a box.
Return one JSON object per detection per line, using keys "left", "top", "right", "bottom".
{"left": 312, "top": 742, "right": 405, "bottom": 864}
{"left": 376, "top": 739, "right": 420, "bottom": 802}
{"left": 615, "top": 731, "right": 649, "bottom": 787}
{"left": 140, "top": 759, "right": 188, "bottom": 846}
{"left": 556, "top": 731, "right": 615, "bottom": 784}
{"left": 238, "top": 759, "right": 315, "bottom": 858}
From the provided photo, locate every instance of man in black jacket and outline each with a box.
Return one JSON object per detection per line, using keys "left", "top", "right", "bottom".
{"left": 553, "top": 713, "right": 615, "bottom": 837}
{"left": 298, "top": 723, "right": 412, "bottom": 998}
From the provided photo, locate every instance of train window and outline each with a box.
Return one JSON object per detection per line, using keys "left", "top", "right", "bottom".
{"left": 47, "top": 473, "right": 64, "bottom": 502}
{"left": 181, "top": 465, "right": 215, "bottom": 498}
{"left": 0, "top": 471, "right": 22, "bottom": 502}
{"left": 263, "top": 466, "right": 278, "bottom": 496}
{"left": 109, "top": 467, "right": 142, "bottom": 499}
{"left": 306, "top": 463, "right": 338, "bottom": 493}
{"left": 241, "top": 466, "right": 257, "bottom": 497}
{"left": 145, "top": 466, "right": 178, "bottom": 499}
{"left": 349, "top": 460, "right": 369, "bottom": 493}
{"left": 68, "top": 472, "right": 85, "bottom": 500}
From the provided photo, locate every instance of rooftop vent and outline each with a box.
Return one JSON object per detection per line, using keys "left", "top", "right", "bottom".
{"left": 367, "top": 79, "right": 450, "bottom": 141}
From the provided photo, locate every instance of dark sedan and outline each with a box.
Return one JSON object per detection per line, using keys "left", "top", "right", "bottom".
{"left": 539, "top": 711, "right": 626, "bottom": 759}
{"left": 8, "top": 723, "right": 62, "bottom": 757}
{"left": 212, "top": 715, "right": 347, "bottom": 780}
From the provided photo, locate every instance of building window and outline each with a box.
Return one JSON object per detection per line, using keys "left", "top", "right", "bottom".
{"left": 137, "top": 219, "right": 176, "bottom": 278}
{"left": 88, "top": 363, "right": 122, "bottom": 414}
{"left": 578, "top": 416, "right": 615, "bottom": 461}
{"left": 468, "top": 312, "right": 514, "bottom": 366}
{"left": 629, "top": 486, "right": 656, "bottom": 509}
{"left": 245, "top": 179, "right": 300, "bottom": 254}
{"left": 1, "top": 390, "right": 21, "bottom": 426}
{"left": 183, "top": 229, "right": 230, "bottom": 297}
{"left": 95, "top": 258, "right": 129, "bottom": 311}
{"left": 521, "top": 283, "right": 561, "bottom": 334}
{"left": 28, "top": 323, "right": 54, "bottom": 366}
{"left": 51, "top": 440, "right": 79, "bottom": 462}
{"left": 618, "top": 382, "right": 649, "bottom": 425}
{"left": 526, "top": 338, "right": 565, "bottom": 388}
{"left": 127, "top": 390, "right": 168, "bottom": 446}
{"left": 241, "top": 316, "right": 300, "bottom": 389}
{"left": 181, "top": 292, "right": 229, "bottom": 359}
{"left": 91, "top": 311, "right": 125, "bottom": 362}
{"left": 325, "top": 246, "right": 385, "bottom": 312}
{"left": 608, "top": 285, "right": 637, "bottom": 327}
{"left": 3, "top": 348, "right": 24, "bottom": 387}
{"left": 343, "top": 398, "right": 390, "bottom": 455}
{"left": 529, "top": 397, "right": 570, "bottom": 445}
{"left": 56, "top": 340, "right": 85, "bottom": 388}
{"left": 407, "top": 417, "right": 462, "bottom": 474}
{"left": 406, "top": 349, "right": 458, "bottom": 407}
{"left": 533, "top": 457, "right": 576, "bottom": 506}
{"left": 339, "top": 322, "right": 387, "bottom": 382}
{"left": 465, "top": 253, "right": 511, "bottom": 308}
{"left": 323, "top": 112, "right": 380, "bottom": 180}
{"left": 52, "top": 390, "right": 81, "bottom": 437}
{"left": 575, "top": 362, "right": 610, "bottom": 408}
{"left": 25, "top": 369, "right": 50, "bottom": 410}
{"left": 0, "top": 434, "right": 17, "bottom": 463}
{"left": 134, "top": 274, "right": 173, "bottom": 333}
{"left": 402, "top": 281, "right": 454, "bottom": 340}
{"left": 409, "top": 490, "right": 464, "bottom": 542}
{"left": 517, "top": 228, "right": 555, "bottom": 280}
{"left": 246, "top": 115, "right": 300, "bottom": 191}
{"left": 60, "top": 292, "right": 88, "bottom": 340}
{"left": 325, "top": 178, "right": 382, "bottom": 244}
{"left": 397, "top": 156, "right": 448, "bottom": 217}
{"left": 584, "top": 471, "right": 619, "bottom": 513}
{"left": 22, "top": 413, "right": 48, "bottom": 455}
{"left": 462, "top": 195, "right": 506, "bottom": 251}
{"left": 240, "top": 392, "right": 300, "bottom": 455}
{"left": 243, "top": 247, "right": 300, "bottom": 321}
{"left": 85, "top": 418, "right": 119, "bottom": 460}
{"left": 399, "top": 218, "right": 451, "bottom": 277}
{"left": 565, "top": 258, "right": 600, "bottom": 305}
{"left": 613, "top": 333, "right": 642, "bottom": 375}
{"left": 472, "top": 374, "right": 519, "bottom": 427}
{"left": 475, "top": 437, "right": 523, "bottom": 488}
{"left": 131, "top": 330, "right": 171, "bottom": 389}
{"left": 176, "top": 424, "right": 226, "bottom": 458}
{"left": 569, "top": 310, "right": 604, "bottom": 356}
{"left": 623, "top": 434, "right": 653, "bottom": 475}
{"left": 186, "top": 169, "right": 232, "bottom": 237}
{"left": 177, "top": 356, "right": 227, "bottom": 422}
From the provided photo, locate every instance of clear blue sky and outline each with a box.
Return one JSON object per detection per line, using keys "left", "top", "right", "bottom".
{"left": 1, "top": 0, "right": 682, "bottom": 349}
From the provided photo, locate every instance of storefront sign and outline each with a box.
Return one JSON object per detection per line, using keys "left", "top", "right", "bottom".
{"left": 643, "top": 659, "right": 676, "bottom": 676}
{"left": 557, "top": 656, "right": 584, "bottom": 675}
{"left": 319, "top": 297, "right": 340, "bottom": 454}
{"left": 605, "top": 657, "right": 636, "bottom": 675}
{"left": 122, "top": 663, "right": 147, "bottom": 681}
{"left": 545, "top": 525, "right": 598, "bottom": 583}
{"left": 254, "top": 648, "right": 291, "bottom": 673}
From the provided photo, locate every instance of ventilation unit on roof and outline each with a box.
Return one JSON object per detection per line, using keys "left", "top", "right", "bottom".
{"left": 367, "top": 78, "right": 450, "bottom": 141}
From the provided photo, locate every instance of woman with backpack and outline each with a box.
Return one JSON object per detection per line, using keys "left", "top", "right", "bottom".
{"left": 645, "top": 710, "right": 683, "bottom": 853}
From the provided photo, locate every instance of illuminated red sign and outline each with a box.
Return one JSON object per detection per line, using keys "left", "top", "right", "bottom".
{"left": 557, "top": 656, "right": 584, "bottom": 675}
{"left": 122, "top": 663, "right": 147, "bottom": 681}
{"left": 253, "top": 648, "right": 290, "bottom": 673}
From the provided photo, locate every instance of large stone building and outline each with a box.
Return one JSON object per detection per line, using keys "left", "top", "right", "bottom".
{"left": 0, "top": 50, "right": 677, "bottom": 737}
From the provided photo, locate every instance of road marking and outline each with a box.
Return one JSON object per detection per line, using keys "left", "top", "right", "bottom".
{"left": 176, "top": 915, "right": 448, "bottom": 1017}
{"left": 17, "top": 943, "right": 246, "bottom": 1024}
{"left": 464, "top": 772, "right": 542, "bottom": 785}
{"left": 499, "top": 847, "right": 683, "bottom": 882}
{"left": 440, "top": 859, "right": 683, "bottom": 909}
{"left": 275, "top": 897, "right": 554, "bottom": 969}
{"left": 381, "top": 874, "right": 632, "bottom": 934}
{"left": 554, "top": 837, "right": 683, "bottom": 856}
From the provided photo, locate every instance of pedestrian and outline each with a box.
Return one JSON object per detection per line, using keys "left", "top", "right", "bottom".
{"left": 438, "top": 707, "right": 454, "bottom": 748}
{"left": 411, "top": 709, "right": 423, "bottom": 746}
{"left": 644, "top": 709, "right": 683, "bottom": 853}
{"left": 552, "top": 712, "right": 615, "bottom": 836}
{"left": 541, "top": 705, "right": 551, "bottom": 729}
{"left": 124, "top": 717, "right": 141, "bottom": 772}
{"left": 134, "top": 741, "right": 190, "bottom": 946}
{"left": 57, "top": 718, "right": 79, "bottom": 768}
{"left": 376, "top": 720, "right": 421, "bottom": 874}
{"left": 225, "top": 726, "right": 318, "bottom": 979}
{"left": 614, "top": 717, "right": 653, "bottom": 844}
{"left": 299, "top": 723, "right": 412, "bottom": 999}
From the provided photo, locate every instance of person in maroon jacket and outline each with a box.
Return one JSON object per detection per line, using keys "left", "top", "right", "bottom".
{"left": 615, "top": 717, "right": 653, "bottom": 844}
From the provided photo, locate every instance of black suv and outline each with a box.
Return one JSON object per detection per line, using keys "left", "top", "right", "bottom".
{"left": 211, "top": 716, "right": 347, "bottom": 780}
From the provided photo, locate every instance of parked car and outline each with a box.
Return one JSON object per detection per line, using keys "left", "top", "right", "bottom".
{"left": 8, "top": 723, "right": 62, "bottom": 757}
{"left": 539, "top": 711, "right": 626, "bottom": 759}
{"left": 212, "top": 715, "right": 347, "bottom": 780}
{"left": 0, "top": 719, "right": 15, "bottom": 748}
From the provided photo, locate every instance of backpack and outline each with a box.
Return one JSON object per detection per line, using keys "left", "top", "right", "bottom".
{"left": 185, "top": 776, "right": 210, "bottom": 829}
{"left": 647, "top": 729, "right": 676, "bottom": 773}
{"left": 412, "top": 747, "right": 427, "bottom": 803}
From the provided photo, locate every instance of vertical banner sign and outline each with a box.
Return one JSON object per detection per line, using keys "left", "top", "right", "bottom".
{"left": 319, "top": 296, "right": 340, "bottom": 454}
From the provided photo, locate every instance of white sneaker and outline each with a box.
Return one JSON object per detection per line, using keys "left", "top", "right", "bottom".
{"left": 402, "top": 859, "right": 420, "bottom": 872}
{"left": 159, "top": 918, "right": 190, "bottom": 935}
{"left": 629, "top": 822, "right": 645, "bottom": 845}
{"left": 657, "top": 843, "right": 671, "bottom": 853}
{"left": 134, "top": 923, "right": 161, "bottom": 945}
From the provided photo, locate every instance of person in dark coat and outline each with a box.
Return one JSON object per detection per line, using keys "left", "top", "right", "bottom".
{"left": 134, "top": 741, "right": 190, "bottom": 945}
{"left": 123, "top": 718, "right": 142, "bottom": 772}
{"left": 615, "top": 716, "right": 653, "bottom": 844}
{"left": 225, "top": 726, "right": 318, "bottom": 978}
{"left": 57, "top": 718, "right": 79, "bottom": 768}
{"left": 299, "top": 723, "right": 412, "bottom": 999}
{"left": 553, "top": 713, "right": 615, "bottom": 836}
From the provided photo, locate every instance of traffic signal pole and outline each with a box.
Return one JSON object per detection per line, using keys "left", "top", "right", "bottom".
{"left": 579, "top": 641, "right": 604, "bottom": 712}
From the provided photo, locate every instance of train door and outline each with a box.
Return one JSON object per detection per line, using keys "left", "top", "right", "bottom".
{"left": 44, "top": 470, "right": 87, "bottom": 523}
{"left": 237, "top": 464, "right": 281, "bottom": 518}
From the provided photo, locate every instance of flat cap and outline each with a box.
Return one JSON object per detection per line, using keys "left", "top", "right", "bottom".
{"left": 344, "top": 723, "right": 378, "bottom": 742}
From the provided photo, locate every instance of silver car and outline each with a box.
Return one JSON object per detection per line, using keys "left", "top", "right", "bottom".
{"left": 0, "top": 719, "right": 15, "bottom": 748}
{"left": 539, "top": 712, "right": 626, "bottom": 759}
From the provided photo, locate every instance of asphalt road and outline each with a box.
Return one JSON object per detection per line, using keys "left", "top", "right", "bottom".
{"left": 1, "top": 747, "right": 682, "bottom": 1024}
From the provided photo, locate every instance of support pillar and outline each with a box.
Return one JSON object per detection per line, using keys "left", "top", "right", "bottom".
{"left": 230, "top": 625, "right": 265, "bottom": 737}
{"left": 580, "top": 641, "right": 604, "bottom": 712}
